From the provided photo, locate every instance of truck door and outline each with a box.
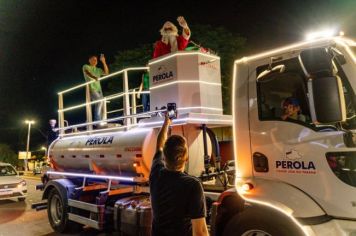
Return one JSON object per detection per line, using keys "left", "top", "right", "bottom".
{"left": 248, "top": 56, "right": 322, "bottom": 183}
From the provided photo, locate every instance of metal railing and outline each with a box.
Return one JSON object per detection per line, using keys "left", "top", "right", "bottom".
{"left": 57, "top": 67, "right": 149, "bottom": 136}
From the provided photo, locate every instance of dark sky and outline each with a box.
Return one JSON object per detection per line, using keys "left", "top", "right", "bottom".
{"left": 0, "top": 0, "right": 355, "bottom": 151}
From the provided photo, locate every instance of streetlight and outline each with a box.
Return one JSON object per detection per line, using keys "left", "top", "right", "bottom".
{"left": 24, "top": 120, "right": 35, "bottom": 171}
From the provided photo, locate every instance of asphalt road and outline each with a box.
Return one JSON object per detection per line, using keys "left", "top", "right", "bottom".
{"left": 0, "top": 177, "right": 106, "bottom": 236}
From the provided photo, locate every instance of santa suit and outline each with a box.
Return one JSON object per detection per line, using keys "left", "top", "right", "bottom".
{"left": 153, "top": 35, "right": 189, "bottom": 59}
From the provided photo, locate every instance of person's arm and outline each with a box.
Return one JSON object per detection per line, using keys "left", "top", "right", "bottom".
{"left": 100, "top": 54, "right": 109, "bottom": 75}
{"left": 84, "top": 68, "right": 99, "bottom": 81}
{"left": 177, "top": 16, "right": 190, "bottom": 39}
{"left": 156, "top": 115, "right": 171, "bottom": 152}
{"left": 150, "top": 115, "right": 170, "bottom": 178}
{"left": 191, "top": 218, "right": 209, "bottom": 236}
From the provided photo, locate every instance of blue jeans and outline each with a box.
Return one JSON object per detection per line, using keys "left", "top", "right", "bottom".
{"left": 90, "top": 90, "right": 104, "bottom": 121}
{"left": 142, "top": 92, "right": 150, "bottom": 112}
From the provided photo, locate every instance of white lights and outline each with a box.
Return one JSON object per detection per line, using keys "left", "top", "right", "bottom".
{"left": 177, "top": 106, "right": 223, "bottom": 112}
{"left": 25, "top": 120, "right": 35, "bottom": 124}
{"left": 150, "top": 80, "right": 221, "bottom": 90}
{"left": 235, "top": 37, "right": 355, "bottom": 65}
{"left": 305, "top": 29, "right": 336, "bottom": 40}
{"left": 58, "top": 67, "right": 149, "bottom": 95}
{"left": 47, "top": 171, "right": 134, "bottom": 182}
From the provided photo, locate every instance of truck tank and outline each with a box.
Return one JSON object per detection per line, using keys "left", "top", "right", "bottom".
{"left": 49, "top": 124, "right": 211, "bottom": 179}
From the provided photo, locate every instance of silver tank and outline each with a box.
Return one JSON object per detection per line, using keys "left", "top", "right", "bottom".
{"left": 49, "top": 128, "right": 157, "bottom": 179}
{"left": 49, "top": 125, "right": 210, "bottom": 179}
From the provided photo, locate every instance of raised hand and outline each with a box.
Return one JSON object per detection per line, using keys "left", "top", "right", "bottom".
{"left": 177, "top": 16, "right": 188, "bottom": 28}
{"left": 100, "top": 54, "right": 106, "bottom": 63}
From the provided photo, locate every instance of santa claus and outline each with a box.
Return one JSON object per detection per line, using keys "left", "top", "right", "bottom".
{"left": 153, "top": 16, "right": 191, "bottom": 58}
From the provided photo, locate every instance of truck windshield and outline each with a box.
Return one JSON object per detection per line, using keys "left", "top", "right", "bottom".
{"left": 0, "top": 166, "right": 17, "bottom": 176}
{"left": 331, "top": 47, "right": 356, "bottom": 130}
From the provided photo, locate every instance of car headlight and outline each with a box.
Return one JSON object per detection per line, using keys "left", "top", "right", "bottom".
{"left": 18, "top": 180, "right": 26, "bottom": 188}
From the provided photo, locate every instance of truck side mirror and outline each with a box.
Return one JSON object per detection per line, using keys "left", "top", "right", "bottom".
{"left": 307, "top": 76, "right": 346, "bottom": 123}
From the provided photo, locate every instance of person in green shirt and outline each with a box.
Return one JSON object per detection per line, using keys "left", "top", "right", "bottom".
{"left": 137, "top": 71, "right": 150, "bottom": 112}
{"left": 82, "top": 54, "right": 109, "bottom": 122}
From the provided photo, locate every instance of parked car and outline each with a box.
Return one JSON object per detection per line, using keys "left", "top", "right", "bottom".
{"left": 0, "top": 162, "right": 27, "bottom": 201}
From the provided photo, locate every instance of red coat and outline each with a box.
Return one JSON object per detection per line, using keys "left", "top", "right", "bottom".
{"left": 153, "top": 35, "right": 189, "bottom": 58}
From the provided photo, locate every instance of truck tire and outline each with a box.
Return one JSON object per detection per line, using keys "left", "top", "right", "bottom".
{"left": 47, "top": 188, "right": 82, "bottom": 233}
{"left": 222, "top": 206, "right": 305, "bottom": 236}
{"left": 18, "top": 197, "right": 26, "bottom": 202}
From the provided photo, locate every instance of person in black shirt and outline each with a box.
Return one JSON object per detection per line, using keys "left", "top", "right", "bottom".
{"left": 149, "top": 115, "right": 208, "bottom": 236}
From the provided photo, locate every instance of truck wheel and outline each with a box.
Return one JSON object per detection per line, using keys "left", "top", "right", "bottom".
{"left": 222, "top": 206, "right": 305, "bottom": 236}
{"left": 47, "top": 188, "right": 81, "bottom": 233}
{"left": 18, "top": 197, "right": 26, "bottom": 202}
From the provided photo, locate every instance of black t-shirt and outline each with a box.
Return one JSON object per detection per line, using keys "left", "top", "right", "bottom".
{"left": 149, "top": 150, "right": 206, "bottom": 236}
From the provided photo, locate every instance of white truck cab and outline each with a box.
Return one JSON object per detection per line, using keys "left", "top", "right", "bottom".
{"left": 220, "top": 36, "right": 356, "bottom": 236}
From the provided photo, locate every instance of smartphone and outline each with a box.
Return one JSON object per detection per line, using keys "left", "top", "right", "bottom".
{"left": 167, "top": 103, "right": 177, "bottom": 119}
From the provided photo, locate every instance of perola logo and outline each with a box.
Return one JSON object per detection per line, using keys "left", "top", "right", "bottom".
{"left": 85, "top": 136, "right": 114, "bottom": 146}
{"left": 152, "top": 65, "right": 174, "bottom": 84}
{"left": 275, "top": 149, "right": 316, "bottom": 174}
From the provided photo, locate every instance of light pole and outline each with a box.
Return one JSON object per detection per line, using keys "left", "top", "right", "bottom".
{"left": 25, "top": 120, "right": 35, "bottom": 171}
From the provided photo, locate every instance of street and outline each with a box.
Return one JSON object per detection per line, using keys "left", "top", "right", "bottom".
{"left": 0, "top": 177, "right": 106, "bottom": 236}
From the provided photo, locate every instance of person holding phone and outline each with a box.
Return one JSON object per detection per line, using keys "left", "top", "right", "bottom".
{"left": 149, "top": 114, "right": 208, "bottom": 236}
{"left": 82, "top": 54, "right": 109, "bottom": 123}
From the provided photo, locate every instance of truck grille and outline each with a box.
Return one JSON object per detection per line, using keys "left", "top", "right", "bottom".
{"left": 0, "top": 183, "right": 18, "bottom": 189}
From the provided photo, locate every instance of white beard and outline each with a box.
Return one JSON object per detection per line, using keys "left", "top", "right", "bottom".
{"left": 162, "top": 32, "right": 178, "bottom": 52}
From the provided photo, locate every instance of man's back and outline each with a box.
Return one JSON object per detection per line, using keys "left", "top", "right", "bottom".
{"left": 149, "top": 151, "right": 205, "bottom": 236}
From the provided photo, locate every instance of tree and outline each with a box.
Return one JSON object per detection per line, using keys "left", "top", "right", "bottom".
{"left": 189, "top": 24, "right": 247, "bottom": 114}
{"left": 109, "top": 24, "right": 247, "bottom": 114}
{"left": 0, "top": 143, "right": 19, "bottom": 167}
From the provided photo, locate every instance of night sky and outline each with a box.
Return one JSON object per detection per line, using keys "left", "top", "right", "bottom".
{"left": 0, "top": 0, "right": 355, "bottom": 151}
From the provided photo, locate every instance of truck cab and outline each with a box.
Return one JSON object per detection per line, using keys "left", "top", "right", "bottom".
{"left": 220, "top": 36, "right": 356, "bottom": 235}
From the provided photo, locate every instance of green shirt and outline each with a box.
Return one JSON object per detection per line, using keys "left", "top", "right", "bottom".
{"left": 82, "top": 64, "right": 104, "bottom": 92}
{"left": 143, "top": 72, "right": 150, "bottom": 90}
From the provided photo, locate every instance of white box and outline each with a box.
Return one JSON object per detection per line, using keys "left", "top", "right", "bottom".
{"left": 148, "top": 51, "right": 223, "bottom": 115}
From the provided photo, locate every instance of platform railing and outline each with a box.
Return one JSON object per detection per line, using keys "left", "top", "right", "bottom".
{"left": 57, "top": 67, "right": 149, "bottom": 136}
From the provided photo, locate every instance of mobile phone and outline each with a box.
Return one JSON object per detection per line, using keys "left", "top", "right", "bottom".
{"left": 167, "top": 103, "right": 177, "bottom": 119}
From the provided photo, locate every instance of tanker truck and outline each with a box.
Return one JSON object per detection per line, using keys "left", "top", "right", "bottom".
{"left": 35, "top": 35, "right": 356, "bottom": 236}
